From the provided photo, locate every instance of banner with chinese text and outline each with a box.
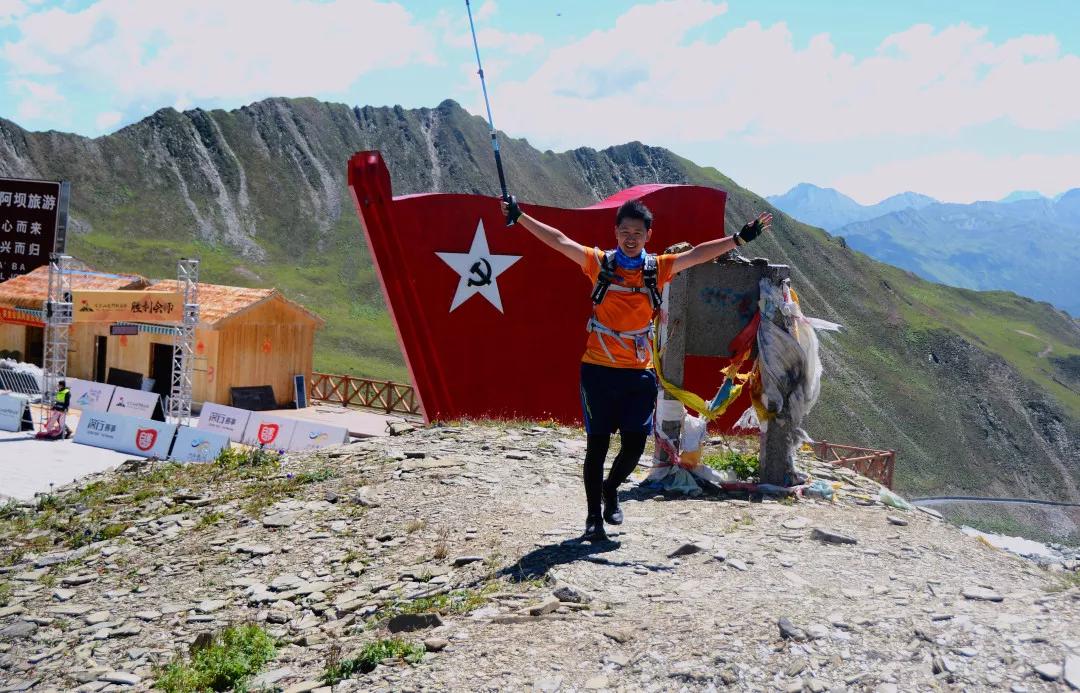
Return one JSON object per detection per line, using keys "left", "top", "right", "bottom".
{"left": 0, "top": 306, "right": 43, "bottom": 327}
{"left": 71, "top": 290, "right": 183, "bottom": 323}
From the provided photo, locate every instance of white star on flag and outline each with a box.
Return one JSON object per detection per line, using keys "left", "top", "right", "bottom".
{"left": 436, "top": 220, "right": 522, "bottom": 313}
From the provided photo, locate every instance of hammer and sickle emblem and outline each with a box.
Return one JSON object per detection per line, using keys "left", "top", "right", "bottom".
{"left": 467, "top": 257, "right": 493, "bottom": 287}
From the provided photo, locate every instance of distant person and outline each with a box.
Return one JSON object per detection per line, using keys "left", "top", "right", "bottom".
{"left": 51, "top": 379, "right": 72, "bottom": 438}
{"left": 53, "top": 380, "right": 71, "bottom": 413}
{"left": 501, "top": 196, "right": 772, "bottom": 540}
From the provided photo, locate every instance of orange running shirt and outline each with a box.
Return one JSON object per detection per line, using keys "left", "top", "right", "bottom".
{"left": 580, "top": 247, "right": 676, "bottom": 369}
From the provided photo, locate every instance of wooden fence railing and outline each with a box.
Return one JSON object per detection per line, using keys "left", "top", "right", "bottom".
{"left": 811, "top": 441, "right": 896, "bottom": 489}
{"left": 308, "top": 372, "right": 421, "bottom": 415}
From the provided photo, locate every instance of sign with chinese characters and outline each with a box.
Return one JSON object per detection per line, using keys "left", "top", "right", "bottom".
{"left": 71, "top": 290, "right": 183, "bottom": 323}
{"left": 287, "top": 420, "right": 348, "bottom": 451}
{"left": 241, "top": 413, "right": 296, "bottom": 449}
{"left": 0, "top": 393, "right": 30, "bottom": 432}
{"left": 73, "top": 410, "right": 129, "bottom": 450}
{"left": 0, "top": 306, "right": 43, "bottom": 327}
{"left": 74, "top": 410, "right": 176, "bottom": 457}
{"left": 106, "top": 386, "right": 161, "bottom": 418}
{"left": 196, "top": 402, "right": 251, "bottom": 443}
{"left": 68, "top": 378, "right": 115, "bottom": 413}
{"left": 170, "top": 426, "right": 230, "bottom": 463}
{"left": 0, "top": 177, "right": 67, "bottom": 281}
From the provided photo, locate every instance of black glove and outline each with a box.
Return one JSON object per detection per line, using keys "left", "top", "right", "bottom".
{"left": 504, "top": 195, "right": 522, "bottom": 226}
{"left": 734, "top": 218, "right": 763, "bottom": 246}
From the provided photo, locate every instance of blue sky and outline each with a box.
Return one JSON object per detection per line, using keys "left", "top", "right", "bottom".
{"left": 1, "top": 0, "right": 1078, "bottom": 203}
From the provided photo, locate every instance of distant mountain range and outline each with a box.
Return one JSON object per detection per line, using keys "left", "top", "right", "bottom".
{"left": 767, "top": 183, "right": 939, "bottom": 230}
{"left": 768, "top": 183, "right": 1080, "bottom": 315}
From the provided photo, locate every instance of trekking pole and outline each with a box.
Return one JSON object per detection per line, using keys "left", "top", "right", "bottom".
{"left": 465, "top": 0, "right": 515, "bottom": 226}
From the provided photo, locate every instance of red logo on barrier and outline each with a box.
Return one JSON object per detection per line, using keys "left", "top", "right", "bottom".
{"left": 135, "top": 428, "right": 158, "bottom": 452}
{"left": 257, "top": 423, "right": 279, "bottom": 445}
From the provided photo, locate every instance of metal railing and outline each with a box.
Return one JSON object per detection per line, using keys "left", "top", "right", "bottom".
{"left": 0, "top": 369, "right": 42, "bottom": 398}
{"left": 308, "top": 372, "right": 421, "bottom": 415}
{"left": 811, "top": 440, "right": 896, "bottom": 489}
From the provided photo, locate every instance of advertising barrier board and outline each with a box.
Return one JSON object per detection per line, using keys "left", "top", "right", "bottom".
{"left": 241, "top": 414, "right": 296, "bottom": 449}
{"left": 119, "top": 418, "right": 176, "bottom": 458}
{"left": 171, "top": 427, "right": 230, "bottom": 463}
{"left": 73, "top": 410, "right": 130, "bottom": 451}
{"left": 287, "top": 420, "right": 348, "bottom": 451}
{"left": 74, "top": 410, "right": 176, "bottom": 458}
{"left": 196, "top": 403, "right": 251, "bottom": 443}
{"left": 68, "top": 378, "right": 115, "bottom": 412}
{"left": 0, "top": 393, "right": 29, "bottom": 432}
{"left": 107, "top": 386, "right": 161, "bottom": 418}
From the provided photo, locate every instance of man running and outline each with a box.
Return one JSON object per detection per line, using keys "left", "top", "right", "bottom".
{"left": 502, "top": 196, "right": 773, "bottom": 540}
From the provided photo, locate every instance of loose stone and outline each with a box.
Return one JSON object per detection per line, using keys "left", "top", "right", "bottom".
{"left": 811, "top": 528, "right": 858, "bottom": 545}
{"left": 1034, "top": 662, "right": 1062, "bottom": 681}
{"left": 962, "top": 587, "right": 1004, "bottom": 602}
{"left": 387, "top": 613, "right": 443, "bottom": 633}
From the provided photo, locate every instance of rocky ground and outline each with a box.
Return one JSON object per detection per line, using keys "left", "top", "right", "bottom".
{"left": 1, "top": 422, "right": 1079, "bottom": 692}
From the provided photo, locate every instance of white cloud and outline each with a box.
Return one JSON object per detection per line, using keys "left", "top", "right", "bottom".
{"left": 95, "top": 110, "right": 123, "bottom": 131}
{"left": 0, "top": 0, "right": 29, "bottom": 27}
{"left": 444, "top": 3, "right": 543, "bottom": 57}
{"left": 494, "top": 1, "right": 1080, "bottom": 149}
{"left": 475, "top": 0, "right": 497, "bottom": 23}
{"left": 2, "top": 0, "right": 436, "bottom": 114}
{"left": 11, "top": 79, "right": 66, "bottom": 122}
{"left": 830, "top": 151, "right": 1080, "bottom": 204}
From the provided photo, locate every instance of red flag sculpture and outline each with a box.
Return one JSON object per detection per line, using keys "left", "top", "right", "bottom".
{"left": 348, "top": 150, "right": 753, "bottom": 430}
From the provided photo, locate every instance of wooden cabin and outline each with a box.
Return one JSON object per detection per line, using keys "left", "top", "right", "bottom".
{"left": 0, "top": 265, "right": 324, "bottom": 407}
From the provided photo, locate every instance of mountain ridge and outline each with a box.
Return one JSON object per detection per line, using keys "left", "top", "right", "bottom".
{"left": 769, "top": 181, "right": 1080, "bottom": 316}
{"left": 767, "top": 182, "right": 938, "bottom": 230}
{"left": 0, "top": 97, "right": 1077, "bottom": 537}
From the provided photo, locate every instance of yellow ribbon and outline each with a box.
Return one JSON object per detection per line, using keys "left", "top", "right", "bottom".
{"left": 650, "top": 316, "right": 754, "bottom": 422}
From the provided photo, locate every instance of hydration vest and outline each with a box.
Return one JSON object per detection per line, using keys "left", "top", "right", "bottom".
{"left": 586, "top": 251, "right": 662, "bottom": 364}
{"left": 590, "top": 250, "right": 662, "bottom": 310}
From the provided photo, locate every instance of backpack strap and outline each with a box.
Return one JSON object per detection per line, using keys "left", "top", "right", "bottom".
{"left": 591, "top": 250, "right": 662, "bottom": 310}
{"left": 590, "top": 250, "right": 619, "bottom": 305}
{"left": 642, "top": 253, "right": 661, "bottom": 310}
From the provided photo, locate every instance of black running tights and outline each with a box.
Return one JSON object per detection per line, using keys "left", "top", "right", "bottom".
{"left": 583, "top": 431, "right": 648, "bottom": 518}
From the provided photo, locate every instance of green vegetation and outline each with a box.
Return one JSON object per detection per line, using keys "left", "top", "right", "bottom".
{"left": 215, "top": 446, "right": 281, "bottom": 471}
{"left": 0, "top": 581, "right": 11, "bottom": 607}
{"left": 195, "top": 511, "right": 226, "bottom": 531}
{"left": 1047, "top": 571, "right": 1080, "bottom": 593}
{"left": 69, "top": 520, "right": 127, "bottom": 548}
{"left": 322, "top": 639, "right": 425, "bottom": 684}
{"left": 703, "top": 449, "right": 759, "bottom": 480}
{"left": 942, "top": 506, "right": 1080, "bottom": 548}
{"left": 155, "top": 624, "right": 276, "bottom": 693}
{"left": 0, "top": 445, "right": 352, "bottom": 558}
{"left": 293, "top": 467, "right": 339, "bottom": 484}
{"left": 382, "top": 587, "right": 493, "bottom": 620}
